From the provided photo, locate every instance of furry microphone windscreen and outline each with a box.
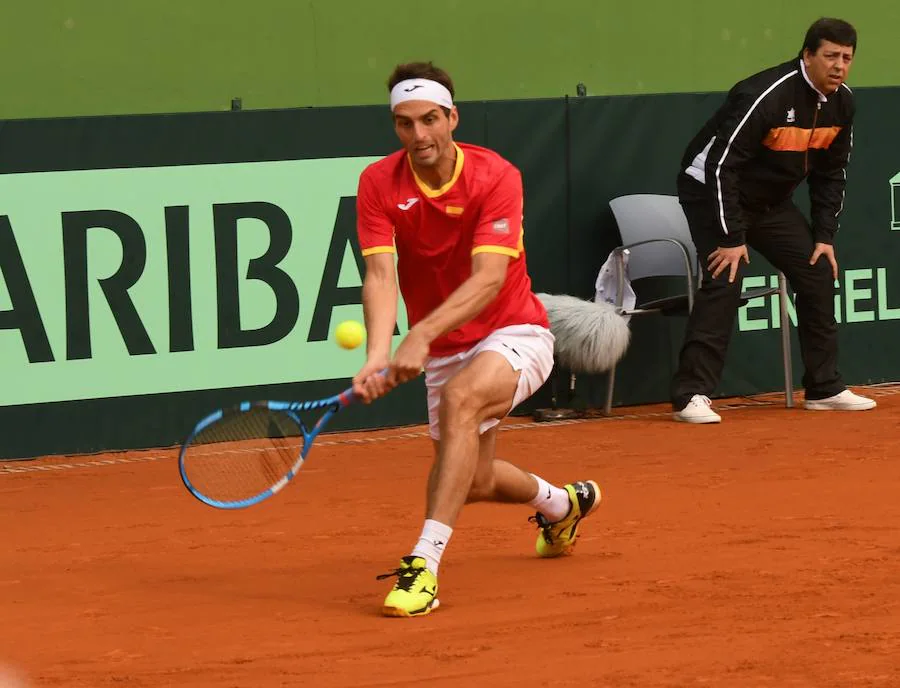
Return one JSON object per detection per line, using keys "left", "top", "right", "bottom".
{"left": 536, "top": 293, "right": 631, "bottom": 373}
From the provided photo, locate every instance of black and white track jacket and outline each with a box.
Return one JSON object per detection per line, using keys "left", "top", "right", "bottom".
{"left": 678, "top": 58, "right": 854, "bottom": 247}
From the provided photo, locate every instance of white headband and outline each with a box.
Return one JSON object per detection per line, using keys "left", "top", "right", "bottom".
{"left": 390, "top": 78, "right": 453, "bottom": 111}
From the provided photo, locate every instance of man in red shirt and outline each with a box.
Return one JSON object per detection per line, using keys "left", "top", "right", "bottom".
{"left": 354, "top": 61, "right": 602, "bottom": 617}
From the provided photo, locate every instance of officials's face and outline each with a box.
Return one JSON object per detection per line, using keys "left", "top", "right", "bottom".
{"left": 803, "top": 40, "right": 854, "bottom": 94}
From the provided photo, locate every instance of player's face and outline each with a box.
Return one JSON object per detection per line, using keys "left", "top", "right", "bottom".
{"left": 803, "top": 40, "right": 854, "bottom": 94}
{"left": 392, "top": 101, "right": 458, "bottom": 168}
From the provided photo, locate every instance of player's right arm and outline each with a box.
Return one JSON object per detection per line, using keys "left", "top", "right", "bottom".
{"left": 355, "top": 253, "right": 398, "bottom": 401}
{"left": 353, "top": 168, "right": 399, "bottom": 403}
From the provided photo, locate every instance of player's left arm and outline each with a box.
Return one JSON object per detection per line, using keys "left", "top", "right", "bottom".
{"left": 387, "top": 252, "right": 510, "bottom": 384}
{"left": 387, "top": 166, "right": 522, "bottom": 383}
{"left": 409, "top": 251, "right": 511, "bottom": 344}
{"left": 408, "top": 164, "right": 523, "bottom": 342}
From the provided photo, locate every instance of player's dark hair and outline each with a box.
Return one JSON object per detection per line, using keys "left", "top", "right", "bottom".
{"left": 800, "top": 18, "right": 857, "bottom": 56}
{"left": 387, "top": 62, "right": 455, "bottom": 117}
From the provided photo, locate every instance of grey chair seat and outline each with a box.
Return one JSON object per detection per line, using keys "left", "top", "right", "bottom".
{"left": 633, "top": 281, "right": 782, "bottom": 317}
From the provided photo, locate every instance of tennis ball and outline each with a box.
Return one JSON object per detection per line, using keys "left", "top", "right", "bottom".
{"left": 335, "top": 320, "right": 365, "bottom": 350}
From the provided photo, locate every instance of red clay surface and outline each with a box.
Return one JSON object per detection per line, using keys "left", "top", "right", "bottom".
{"left": 2, "top": 388, "right": 899, "bottom": 687}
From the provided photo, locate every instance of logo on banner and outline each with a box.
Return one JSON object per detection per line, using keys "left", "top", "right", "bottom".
{"left": 0, "top": 157, "right": 414, "bottom": 407}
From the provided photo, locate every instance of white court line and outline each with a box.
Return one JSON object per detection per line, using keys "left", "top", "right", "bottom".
{"left": 2, "top": 384, "right": 898, "bottom": 477}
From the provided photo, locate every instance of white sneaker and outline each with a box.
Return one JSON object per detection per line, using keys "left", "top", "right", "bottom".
{"left": 805, "top": 389, "right": 876, "bottom": 411}
{"left": 674, "top": 395, "right": 722, "bottom": 423}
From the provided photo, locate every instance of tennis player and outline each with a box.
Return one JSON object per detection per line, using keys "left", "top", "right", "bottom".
{"left": 354, "top": 62, "right": 602, "bottom": 617}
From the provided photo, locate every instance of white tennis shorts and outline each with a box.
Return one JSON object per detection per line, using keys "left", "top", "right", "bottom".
{"left": 424, "top": 324, "right": 555, "bottom": 440}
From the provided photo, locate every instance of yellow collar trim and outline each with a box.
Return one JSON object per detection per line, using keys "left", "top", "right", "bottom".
{"left": 409, "top": 143, "right": 464, "bottom": 198}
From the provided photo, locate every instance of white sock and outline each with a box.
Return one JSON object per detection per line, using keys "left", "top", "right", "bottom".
{"left": 411, "top": 519, "right": 453, "bottom": 575}
{"left": 528, "top": 473, "right": 571, "bottom": 522}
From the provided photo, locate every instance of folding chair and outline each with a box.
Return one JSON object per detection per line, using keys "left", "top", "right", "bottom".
{"left": 604, "top": 193, "right": 794, "bottom": 414}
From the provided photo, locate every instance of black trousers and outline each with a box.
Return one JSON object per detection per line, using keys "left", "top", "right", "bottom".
{"left": 671, "top": 193, "right": 845, "bottom": 410}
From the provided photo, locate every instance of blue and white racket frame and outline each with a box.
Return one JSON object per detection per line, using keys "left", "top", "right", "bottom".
{"left": 178, "top": 385, "right": 358, "bottom": 510}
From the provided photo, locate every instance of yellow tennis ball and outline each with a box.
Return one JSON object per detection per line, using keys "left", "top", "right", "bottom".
{"left": 335, "top": 320, "right": 365, "bottom": 350}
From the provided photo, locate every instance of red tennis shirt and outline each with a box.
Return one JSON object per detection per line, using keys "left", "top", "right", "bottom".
{"left": 356, "top": 142, "right": 549, "bottom": 357}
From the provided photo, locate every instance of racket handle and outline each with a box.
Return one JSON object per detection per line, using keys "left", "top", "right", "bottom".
{"left": 342, "top": 367, "right": 391, "bottom": 406}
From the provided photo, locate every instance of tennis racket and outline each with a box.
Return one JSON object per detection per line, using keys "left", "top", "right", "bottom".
{"left": 178, "top": 378, "right": 372, "bottom": 509}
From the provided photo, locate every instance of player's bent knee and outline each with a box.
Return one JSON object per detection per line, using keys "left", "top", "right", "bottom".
{"left": 440, "top": 366, "right": 518, "bottom": 423}
{"left": 439, "top": 381, "right": 486, "bottom": 420}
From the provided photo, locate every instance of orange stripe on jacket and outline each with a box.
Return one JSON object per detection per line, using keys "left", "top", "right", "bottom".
{"left": 763, "top": 126, "right": 842, "bottom": 152}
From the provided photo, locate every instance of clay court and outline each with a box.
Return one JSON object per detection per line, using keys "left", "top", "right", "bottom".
{"left": 2, "top": 388, "right": 899, "bottom": 687}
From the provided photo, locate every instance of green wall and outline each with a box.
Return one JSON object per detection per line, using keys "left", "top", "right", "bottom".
{"left": 3, "top": 88, "right": 899, "bottom": 459}
{"left": 1, "top": 0, "right": 897, "bottom": 120}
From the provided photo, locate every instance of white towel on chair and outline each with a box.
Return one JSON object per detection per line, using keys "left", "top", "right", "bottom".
{"left": 595, "top": 249, "right": 636, "bottom": 320}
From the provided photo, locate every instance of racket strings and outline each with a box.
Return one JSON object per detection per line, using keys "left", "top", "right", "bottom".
{"left": 182, "top": 408, "right": 305, "bottom": 503}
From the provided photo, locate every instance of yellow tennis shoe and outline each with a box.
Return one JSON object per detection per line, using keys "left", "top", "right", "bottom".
{"left": 377, "top": 555, "right": 439, "bottom": 617}
{"left": 531, "top": 480, "right": 602, "bottom": 558}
